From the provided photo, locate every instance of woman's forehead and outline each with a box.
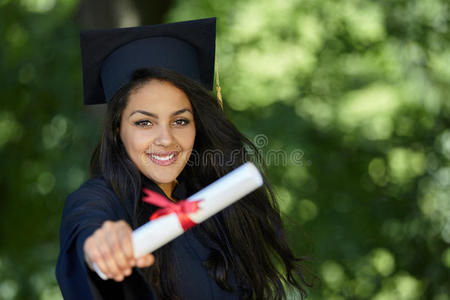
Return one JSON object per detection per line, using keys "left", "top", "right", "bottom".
{"left": 125, "top": 80, "right": 192, "bottom": 114}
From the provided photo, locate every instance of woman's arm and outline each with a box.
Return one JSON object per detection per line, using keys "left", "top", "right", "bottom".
{"left": 83, "top": 219, "right": 154, "bottom": 282}
{"left": 56, "top": 177, "right": 154, "bottom": 300}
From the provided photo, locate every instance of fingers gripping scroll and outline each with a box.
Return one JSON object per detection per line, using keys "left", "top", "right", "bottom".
{"left": 83, "top": 220, "right": 154, "bottom": 281}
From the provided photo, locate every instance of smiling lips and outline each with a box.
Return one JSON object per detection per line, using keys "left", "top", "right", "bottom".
{"left": 147, "top": 151, "right": 180, "bottom": 166}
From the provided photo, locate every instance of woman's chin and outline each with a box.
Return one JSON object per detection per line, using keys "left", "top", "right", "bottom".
{"left": 143, "top": 169, "right": 180, "bottom": 185}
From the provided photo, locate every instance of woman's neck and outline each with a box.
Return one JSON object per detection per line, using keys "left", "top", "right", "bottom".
{"left": 157, "top": 181, "right": 177, "bottom": 200}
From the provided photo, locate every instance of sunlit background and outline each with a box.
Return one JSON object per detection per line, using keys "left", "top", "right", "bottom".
{"left": 1, "top": 0, "right": 449, "bottom": 299}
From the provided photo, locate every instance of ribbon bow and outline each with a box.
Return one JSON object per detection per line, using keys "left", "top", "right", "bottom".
{"left": 142, "top": 188, "right": 200, "bottom": 231}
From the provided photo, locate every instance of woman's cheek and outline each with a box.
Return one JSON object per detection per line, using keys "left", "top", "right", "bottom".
{"left": 135, "top": 130, "right": 153, "bottom": 149}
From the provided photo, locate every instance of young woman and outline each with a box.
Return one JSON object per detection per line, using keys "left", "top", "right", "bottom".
{"left": 56, "top": 18, "right": 311, "bottom": 300}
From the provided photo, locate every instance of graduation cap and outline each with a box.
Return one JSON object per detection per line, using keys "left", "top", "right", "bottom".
{"left": 80, "top": 17, "right": 216, "bottom": 105}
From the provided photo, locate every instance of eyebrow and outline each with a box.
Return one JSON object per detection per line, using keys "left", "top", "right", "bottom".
{"left": 128, "top": 108, "right": 192, "bottom": 119}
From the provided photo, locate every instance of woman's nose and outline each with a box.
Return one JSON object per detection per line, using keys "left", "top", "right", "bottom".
{"left": 153, "top": 125, "right": 174, "bottom": 147}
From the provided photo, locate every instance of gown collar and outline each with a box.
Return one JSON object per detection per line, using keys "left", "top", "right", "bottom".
{"left": 137, "top": 176, "right": 188, "bottom": 228}
{"left": 142, "top": 176, "right": 188, "bottom": 201}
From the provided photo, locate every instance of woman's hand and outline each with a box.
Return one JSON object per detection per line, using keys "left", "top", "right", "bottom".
{"left": 83, "top": 220, "right": 155, "bottom": 282}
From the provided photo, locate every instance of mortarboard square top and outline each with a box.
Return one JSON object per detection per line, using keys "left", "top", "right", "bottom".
{"left": 80, "top": 17, "right": 216, "bottom": 105}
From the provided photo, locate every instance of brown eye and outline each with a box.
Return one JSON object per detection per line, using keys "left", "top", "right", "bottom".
{"left": 135, "top": 120, "right": 152, "bottom": 127}
{"left": 173, "top": 119, "right": 190, "bottom": 126}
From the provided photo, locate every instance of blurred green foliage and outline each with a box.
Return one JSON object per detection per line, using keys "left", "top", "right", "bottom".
{"left": 1, "top": 0, "right": 449, "bottom": 299}
{"left": 1, "top": 0, "right": 99, "bottom": 299}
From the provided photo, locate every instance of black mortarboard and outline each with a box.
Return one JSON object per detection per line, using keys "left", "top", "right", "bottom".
{"left": 80, "top": 17, "right": 216, "bottom": 105}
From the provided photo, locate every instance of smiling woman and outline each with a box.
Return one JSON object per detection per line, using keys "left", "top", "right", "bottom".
{"left": 120, "top": 80, "right": 196, "bottom": 197}
{"left": 56, "top": 18, "right": 312, "bottom": 300}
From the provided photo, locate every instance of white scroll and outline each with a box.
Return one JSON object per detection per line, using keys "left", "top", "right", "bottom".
{"left": 94, "top": 162, "right": 263, "bottom": 280}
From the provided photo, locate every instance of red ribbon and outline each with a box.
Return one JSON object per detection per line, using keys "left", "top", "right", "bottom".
{"left": 142, "top": 188, "right": 200, "bottom": 231}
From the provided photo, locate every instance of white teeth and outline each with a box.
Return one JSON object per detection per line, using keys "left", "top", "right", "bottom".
{"left": 151, "top": 153, "right": 175, "bottom": 161}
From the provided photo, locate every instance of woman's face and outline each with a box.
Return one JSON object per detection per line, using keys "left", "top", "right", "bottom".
{"left": 120, "top": 79, "right": 196, "bottom": 186}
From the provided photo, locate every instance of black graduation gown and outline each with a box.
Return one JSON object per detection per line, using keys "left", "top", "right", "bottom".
{"left": 55, "top": 176, "right": 240, "bottom": 300}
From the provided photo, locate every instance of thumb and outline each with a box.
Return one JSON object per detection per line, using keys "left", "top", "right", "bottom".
{"left": 136, "top": 254, "right": 155, "bottom": 268}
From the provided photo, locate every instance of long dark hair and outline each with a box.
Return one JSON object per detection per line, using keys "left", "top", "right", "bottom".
{"left": 91, "top": 67, "right": 313, "bottom": 299}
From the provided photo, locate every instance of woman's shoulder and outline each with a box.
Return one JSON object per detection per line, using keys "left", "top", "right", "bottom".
{"left": 71, "top": 176, "right": 112, "bottom": 193}
{"left": 62, "top": 176, "right": 133, "bottom": 222}
{"left": 66, "top": 176, "right": 118, "bottom": 206}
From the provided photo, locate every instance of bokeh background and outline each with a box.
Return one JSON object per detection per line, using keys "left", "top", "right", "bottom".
{"left": 1, "top": 0, "right": 449, "bottom": 299}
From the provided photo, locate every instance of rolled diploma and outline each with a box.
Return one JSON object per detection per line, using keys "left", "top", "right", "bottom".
{"left": 132, "top": 162, "right": 263, "bottom": 258}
